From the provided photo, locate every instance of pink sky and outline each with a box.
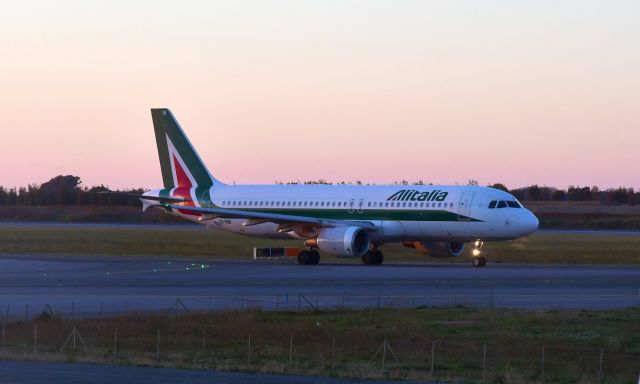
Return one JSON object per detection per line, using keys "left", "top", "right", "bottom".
{"left": 1, "top": 1, "right": 638, "bottom": 190}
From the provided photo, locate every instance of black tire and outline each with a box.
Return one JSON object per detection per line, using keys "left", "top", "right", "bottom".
{"left": 309, "top": 250, "right": 320, "bottom": 265}
{"left": 372, "top": 250, "right": 384, "bottom": 265}
{"left": 361, "top": 251, "right": 374, "bottom": 265}
{"left": 472, "top": 257, "right": 481, "bottom": 267}
{"left": 298, "top": 250, "right": 311, "bottom": 265}
{"left": 479, "top": 256, "right": 486, "bottom": 267}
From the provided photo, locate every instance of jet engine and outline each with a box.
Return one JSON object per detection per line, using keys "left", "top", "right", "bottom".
{"left": 403, "top": 241, "right": 465, "bottom": 257}
{"left": 316, "top": 226, "right": 370, "bottom": 257}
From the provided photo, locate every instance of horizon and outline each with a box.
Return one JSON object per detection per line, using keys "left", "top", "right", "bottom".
{"left": 1, "top": 1, "right": 638, "bottom": 190}
{"left": 1, "top": 174, "right": 637, "bottom": 193}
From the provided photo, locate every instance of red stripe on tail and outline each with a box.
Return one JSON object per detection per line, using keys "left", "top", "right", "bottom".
{"left": 171, "top": 154, "right": 200, "bottom": 216}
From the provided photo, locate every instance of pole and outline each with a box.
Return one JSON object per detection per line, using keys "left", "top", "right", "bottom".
{"left": 247, "top": 335, "right": 251, "bottom": 365}
{"left": 430, "top": 341, "right": 435, "bottom": 377}
{"left": 598, "top": 347, "right": 603, "bottom": 383}
{"left": 156, "top": 328, "right": 160, "bottom": 360}
{"left": 483, "top": 344, "right": 486, "bottom": 381}
{"left": 541, "top": 345, "right": 545, "bottom": 381}
{"left": 382, "top": 339, "right": 386, "bottom": 370}
{"left": 332, "top": 335, "right": 336, "bottom": 367}
{"left": 72, "top": 326, "right": 76, "bottom": 350}
{"left": 289, "top": 336, "right": 293, "bottom": 367}
{"left": 34, "top": 324, "right": 37, "bottom": 353}
{"left": 113, "top": 328, "right": 117, "bottom": 355}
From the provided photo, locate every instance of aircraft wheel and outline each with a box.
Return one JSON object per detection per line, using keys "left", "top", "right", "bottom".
{"left": 472, "top": 256, "right": 486, "bottom": 268}
{"left": 372, "top": 250, "right": 384, "bottom": 265}
{"left": 298, "top": 250, "right": 311, "bottom": 265}
{"left": 309, "top": 249, "right": 320, "bottom": 265}
{"left": 361, "top": 251, "right": 375, "bottom": 265}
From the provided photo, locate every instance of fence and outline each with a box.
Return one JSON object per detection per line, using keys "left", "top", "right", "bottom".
{"left": 0, "top": 315, "right": 637, "bottom": 383}
{"left": 0, "top": 295, "right": 637, "bottom": 383}
{"left": 3, "top": 289, "right": 639, "bottom": 322}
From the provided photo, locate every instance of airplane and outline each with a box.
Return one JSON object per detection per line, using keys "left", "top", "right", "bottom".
{"left": 109, "top": 108, "right": 538, "bottom": 267}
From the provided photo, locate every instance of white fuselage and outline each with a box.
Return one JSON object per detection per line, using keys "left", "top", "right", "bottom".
{"left": 146, "top": 184, "right": 538, "bottom": 245}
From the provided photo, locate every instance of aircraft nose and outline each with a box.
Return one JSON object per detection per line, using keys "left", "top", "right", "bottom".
{"left": 520, "top": 210, "right": 539, "bottom": 234}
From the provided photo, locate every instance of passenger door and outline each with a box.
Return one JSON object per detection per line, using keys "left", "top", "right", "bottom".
{"left": 458, "top": 191, "right": 475, "bottom": 221}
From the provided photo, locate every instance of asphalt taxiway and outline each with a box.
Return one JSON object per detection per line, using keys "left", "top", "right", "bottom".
{"left": 0, "top": 360, "right": 419, "bottom": 384}
{"left": 0, "top": 253, "right": 637, "bottom": 318}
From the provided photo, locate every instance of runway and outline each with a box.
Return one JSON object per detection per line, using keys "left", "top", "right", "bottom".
{"left": 0, "top": 360, "right": 417, "bottom": 384}
{"left": 0, "top": 253, "right": 637, "bottom": 318}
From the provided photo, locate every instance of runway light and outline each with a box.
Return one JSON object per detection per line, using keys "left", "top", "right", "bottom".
{"left": 472, "top": 249, "right": 481, "bottom": 257}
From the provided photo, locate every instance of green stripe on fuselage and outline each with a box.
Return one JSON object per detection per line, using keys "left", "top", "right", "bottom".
{"left": 206, "top": 206, "right": 481, "bottom": 222}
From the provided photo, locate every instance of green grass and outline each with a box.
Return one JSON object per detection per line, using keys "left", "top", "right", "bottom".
{"left": 1, "top": 307, "right": 638, "bottom": 383}
{"left": 0, "top": 224, "right": 639, "bottom": 264}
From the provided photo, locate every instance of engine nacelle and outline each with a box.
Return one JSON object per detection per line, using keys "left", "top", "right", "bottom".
{"left": 316, "top": 226, "right": 370, "bottom": 258}
{"left": 403, "top": 241, "right": 465, "bottom": 258}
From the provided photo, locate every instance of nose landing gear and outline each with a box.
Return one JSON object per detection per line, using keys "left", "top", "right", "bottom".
{"left": 472, "top": 240, "right": 486, "bottom": 267}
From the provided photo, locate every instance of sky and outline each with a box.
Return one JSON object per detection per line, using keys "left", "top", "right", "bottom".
{"left": 0, "top": 1, "right": 638, "bottom": 190}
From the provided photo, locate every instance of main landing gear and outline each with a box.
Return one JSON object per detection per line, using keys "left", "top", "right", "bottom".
{"left": 362, "top": 249, "right": 384, "bottom": 265}
{"left": 472, "top": 240, "right": 486, "bottom": 268}
{"left": 298, "top": 249, "right": 320, "bottom": 265}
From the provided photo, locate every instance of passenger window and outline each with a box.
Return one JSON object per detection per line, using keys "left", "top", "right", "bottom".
{"left": 438, "top": 203, "right": 441, "bottom": 207}
{"left": 497, "top": 201, "right": 507, "bottom": 208}
{"left": 489, "top": 201, "right": 497, "bottom": 209}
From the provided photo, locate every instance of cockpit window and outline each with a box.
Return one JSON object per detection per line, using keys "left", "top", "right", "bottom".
{"left": 488, "top": 201, "right": 497, "bottom": 209}
{"left": 497, "top": 201, "right": 507, "bottom": 208}
{"left": 507, "top": 201, "right": 521, "bottom": 208}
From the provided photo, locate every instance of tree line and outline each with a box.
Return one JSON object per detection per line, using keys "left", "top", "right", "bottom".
{"left": 0, "top": 175, "right": 143, "bottom": 206}
{"left": 0, "top": 175, "right": 638, "bottom": 206}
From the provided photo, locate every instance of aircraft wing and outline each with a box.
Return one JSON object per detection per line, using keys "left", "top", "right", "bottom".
{"left": 162, "top": 204, "right": 377, "bottom": 231}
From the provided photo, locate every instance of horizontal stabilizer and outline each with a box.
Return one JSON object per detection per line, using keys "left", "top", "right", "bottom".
{"left": 98, "top": 191, "right": 185, "bottom": 203}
